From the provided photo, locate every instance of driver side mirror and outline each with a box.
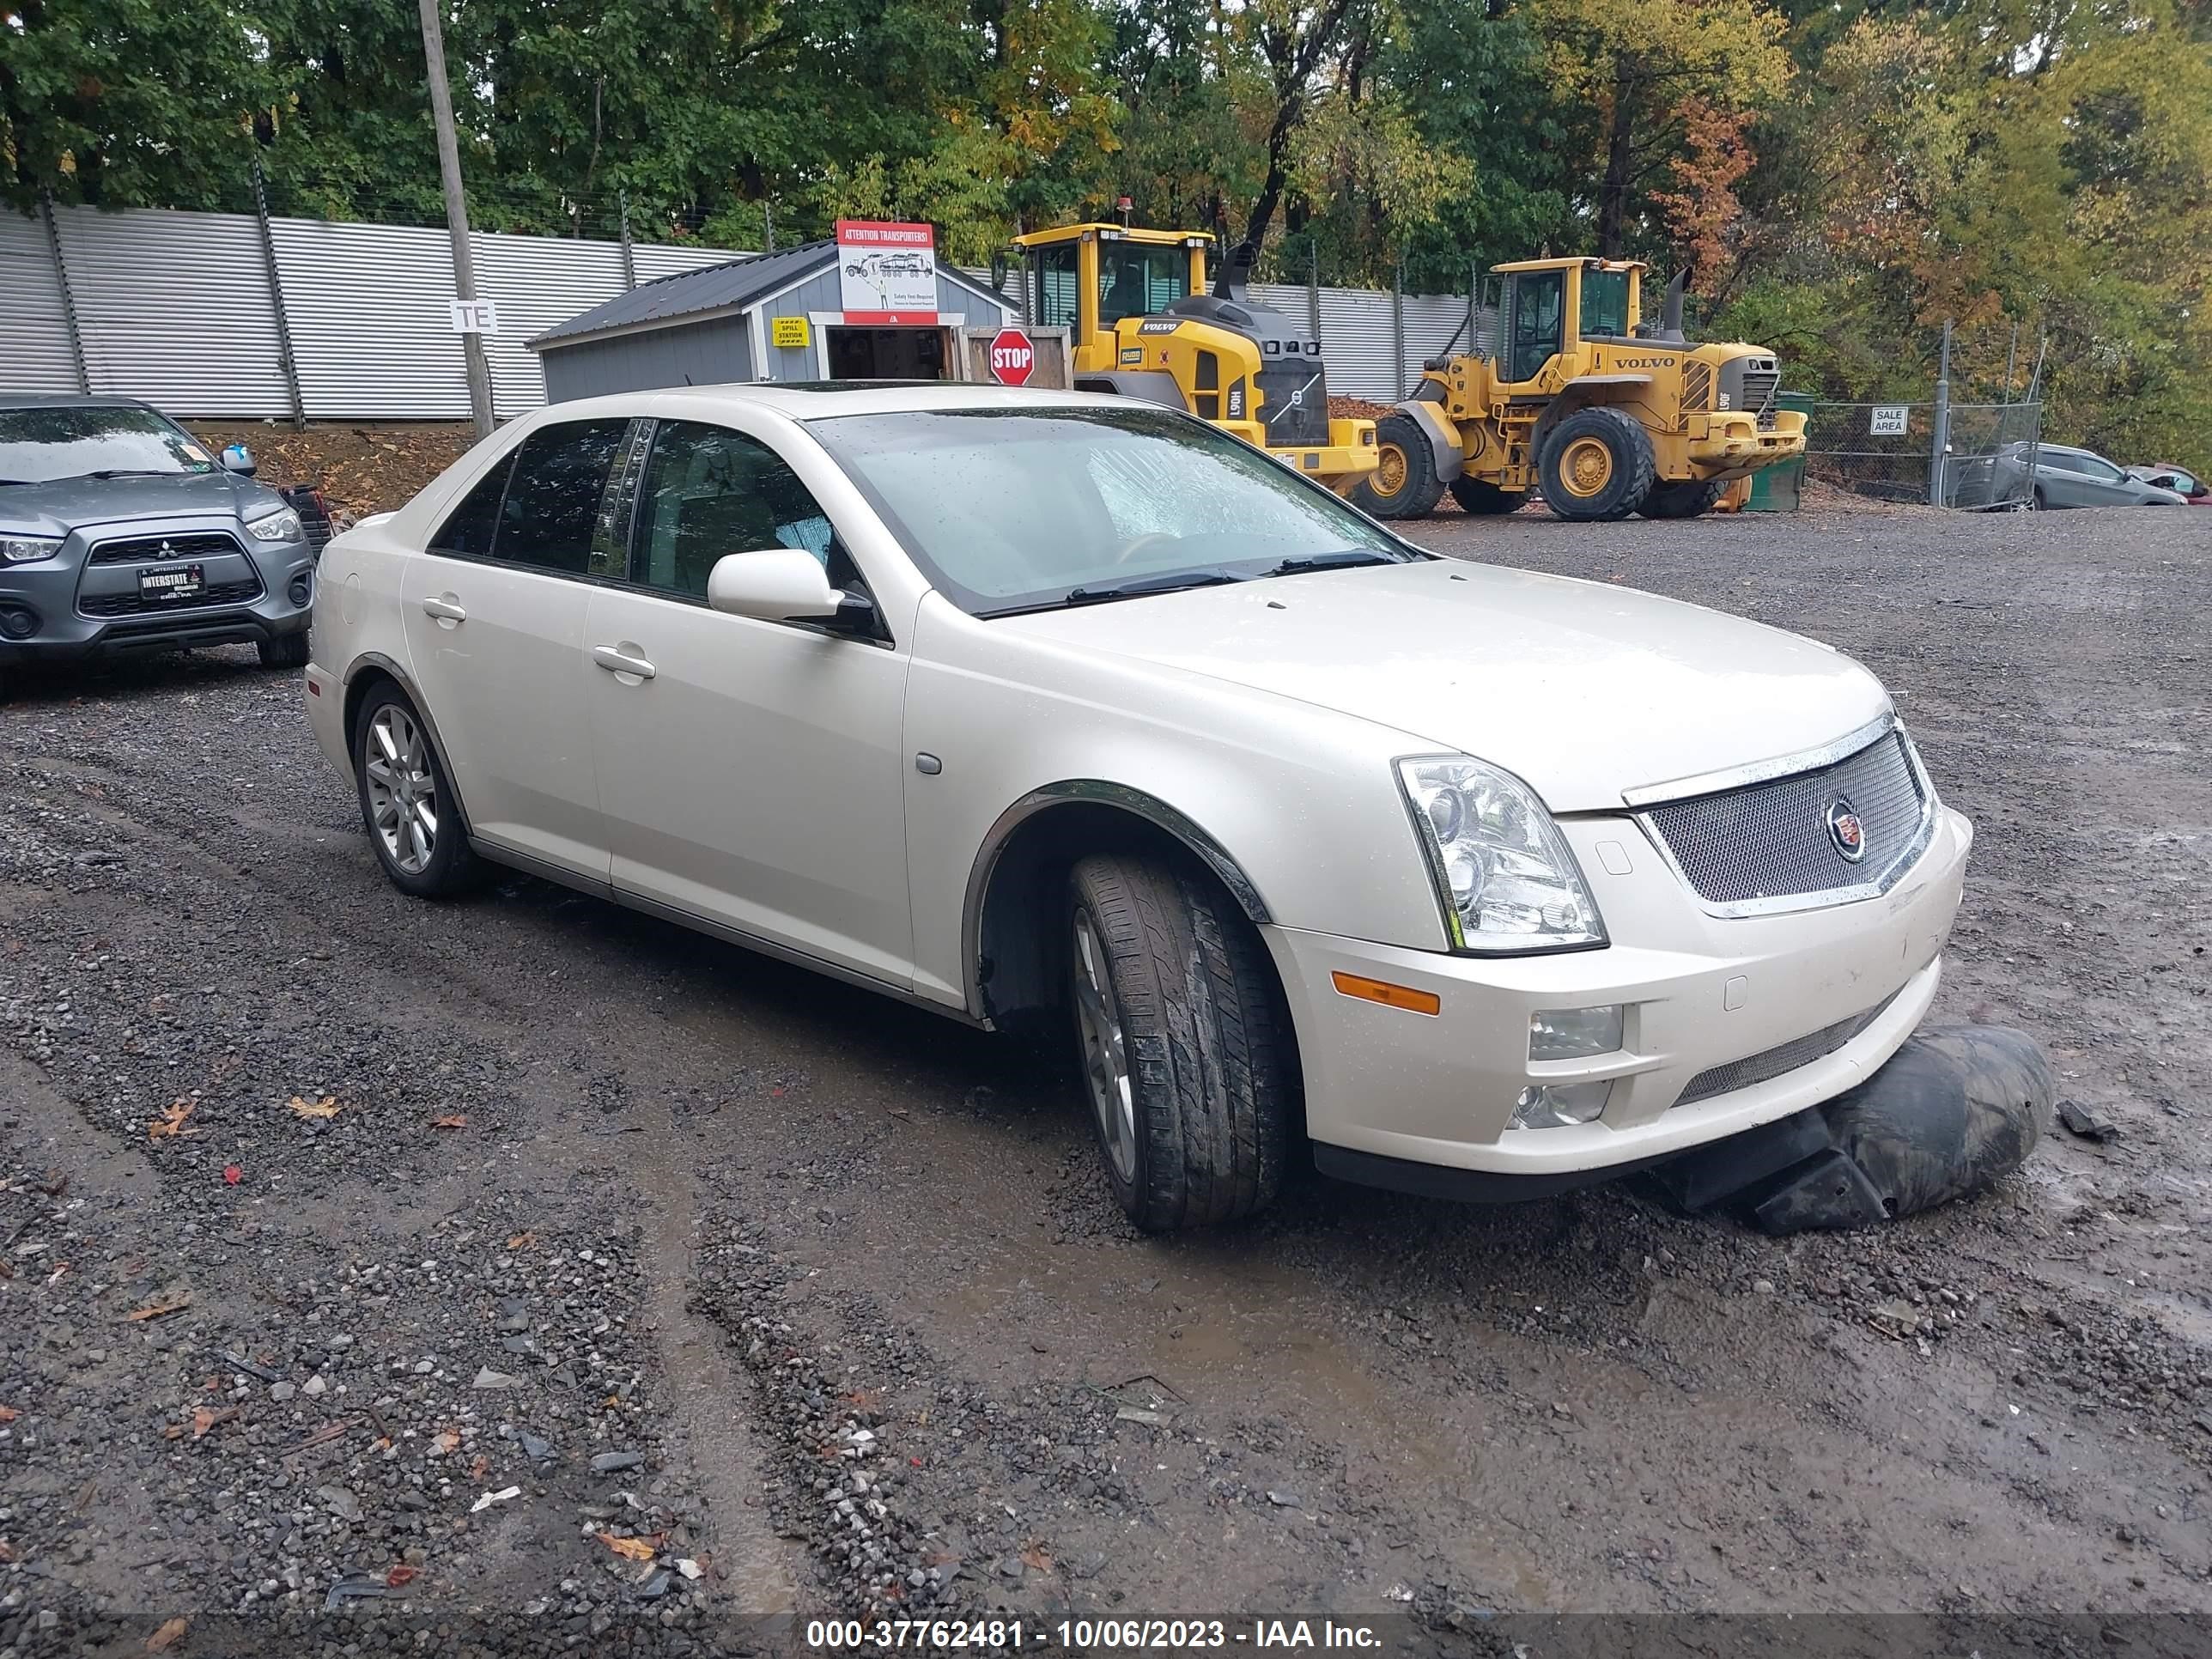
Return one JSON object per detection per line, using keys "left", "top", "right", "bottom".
{"left": 706, "top": 550, "right": 876, "bottom": 634}
{"left": 220, "top": 443, "right": 257, "bottom": 477}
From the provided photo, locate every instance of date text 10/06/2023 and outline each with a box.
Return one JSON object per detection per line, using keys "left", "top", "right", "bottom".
{"left": 805, "top": 1619, "right": 1388, "bottom": 1650}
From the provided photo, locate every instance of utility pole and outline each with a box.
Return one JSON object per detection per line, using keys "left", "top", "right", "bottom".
{"left": 418, "top": 0, "right": 494, "bottom": 439}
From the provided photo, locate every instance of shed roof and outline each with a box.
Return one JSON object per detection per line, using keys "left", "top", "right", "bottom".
{"left": 529, "top": 241, "right": 836, "bottom": 350}
{"left": 529, "top": 240, "right": 1011, "bottom": 352}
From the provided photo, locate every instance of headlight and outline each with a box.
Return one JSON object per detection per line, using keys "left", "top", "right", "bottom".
{"left": 1397, "top": 757, "right": 1606, "bottom": 952}
{"left": 2, "top": 535, "right": 60, "bottom": 564}
{"left": 246, "top": 508, "right": 303, "bottom": 543}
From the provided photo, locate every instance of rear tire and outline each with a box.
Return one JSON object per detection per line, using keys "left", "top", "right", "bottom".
{"left": 1537, "top": 407, "right": 1656, "bottom": 522}
{"left": 258, "top": 630, "right": 311, "bottom": 670}
{"left": 1347, "top": 413, "right": 1445, "bottom": 520}
{"left": 1066, "top": 854, "right": 1291, "bottom": 1231}
{"left": 1638, "top": 479, "right": 1725, "bottom": 520}
{"left": 353, "top": 682, "right": 481, "bottom": 899}
{"left": 1449, "top": 477, "right": 1526, "bottom": 516}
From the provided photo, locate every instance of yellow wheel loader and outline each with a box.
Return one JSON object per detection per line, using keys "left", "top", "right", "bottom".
{"left": 1007, "top": 224, "right": 1377, "bottom": 490}
{"left": 1348, "top": 258, "right": 1806, "bottom": 523}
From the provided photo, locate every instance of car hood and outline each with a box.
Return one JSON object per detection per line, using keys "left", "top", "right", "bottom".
{"left": 0, "top": 471, "right": 279, "bottom": 538}
{"left": 1000, "top": 559, "right": 1893, "bottom": 812}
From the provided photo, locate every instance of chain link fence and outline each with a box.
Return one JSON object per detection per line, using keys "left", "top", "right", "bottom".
{"left": 1807, "top": 399, "right": 2044, "bottom": 510}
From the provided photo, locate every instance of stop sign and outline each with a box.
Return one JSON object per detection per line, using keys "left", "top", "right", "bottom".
{"left": 988, "top": 326, "right": 1035, "bottom": 386}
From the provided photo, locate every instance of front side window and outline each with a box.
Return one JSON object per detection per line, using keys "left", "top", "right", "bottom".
{"left": 1508, "top": 272, "right": 1565, "bottom": 382}
{"left": 0, "top": 404, "right": 214, "bottom": 484}
{"left": 809, "top": 405, "right": 1413, "bottom": 617}
{"left": 1098, "top": 243, "right": 1188, "bottom": 328}
{"left": 632, "top": 422, "right": 836, "bottom": 601}
{"left": 494, "top": 420, "right": 630, "bottom": 574}
{"left": 1032, "top": 245, "right": 1080, "bottom": 331}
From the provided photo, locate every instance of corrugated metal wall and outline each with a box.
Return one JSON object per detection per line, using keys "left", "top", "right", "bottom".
{"left": 3, "top": 204, "right": 1472, "bottom": 420}
{"left": 0, "top": 209, "right": 84, "bottom": 396}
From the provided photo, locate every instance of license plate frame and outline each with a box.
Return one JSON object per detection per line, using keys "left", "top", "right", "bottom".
{"left": 138, "top": 563, "right": 205, "bottom": 601}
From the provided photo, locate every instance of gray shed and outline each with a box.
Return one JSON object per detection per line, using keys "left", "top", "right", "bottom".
{"left": 528, "top": 240, "right": 1020, "bottom": 401}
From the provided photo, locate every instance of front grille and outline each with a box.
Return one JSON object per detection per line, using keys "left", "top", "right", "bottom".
{"left": 81, "top": 578, "right": 264, "bottom": 618}
{"left": 1674, "top": 991, "right": 1901, "bottom": 1109}
{"left": 1681, "top": 361, "right": 1712, "bottom": 413}
{"left": 88, "top": 532, "right": 245, "bottom": 566}
{"left": 1741, "top": 368, "right": 1780, "bottom": 429}
{"left": 1256, "top": 362, "right": 1329, "bottom": 448}
{"left": 1641, "top": 730, "right": 1928, "bottom": 912}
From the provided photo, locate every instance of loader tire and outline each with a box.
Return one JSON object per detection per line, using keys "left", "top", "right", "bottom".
{"left": 1537, "top": 407, "right": 1656, "bottom": 522}
{"left": 1348, "top": 413, "right": 1446, "bottom": 520}
{"left": 1638, "top": 478, "right": 1725, "bottom": 520}
{"left": 1449, "top": 477, "right": 1527, "bottom": 516}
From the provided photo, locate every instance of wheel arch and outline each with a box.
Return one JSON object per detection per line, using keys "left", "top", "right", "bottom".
{"left": 963, "top": 783, "right": 1273, "bottom": 1030}
{"left": 340, "top": 653, "right": 475, "bottom": 836}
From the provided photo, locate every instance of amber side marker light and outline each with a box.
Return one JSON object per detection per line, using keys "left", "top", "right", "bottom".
{"left": 1330, "top": 971, "right": 1441, "bottom": 1017}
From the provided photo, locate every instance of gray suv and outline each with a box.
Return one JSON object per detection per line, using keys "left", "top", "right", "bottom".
{"left": 0, "top": 395, "right": 315, "bottom": 692}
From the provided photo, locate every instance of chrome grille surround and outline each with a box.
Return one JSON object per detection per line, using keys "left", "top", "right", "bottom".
{"left": 1626, "top": 714, "right": 1938, "bottom": 919}
{"left": 1673, "top": 988, "right": 1901, "bottom": 1109}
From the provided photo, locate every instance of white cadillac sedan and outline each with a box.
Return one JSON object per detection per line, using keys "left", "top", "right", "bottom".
{"left": 304, "top": 384, "right": 1971, "bottom": 1230}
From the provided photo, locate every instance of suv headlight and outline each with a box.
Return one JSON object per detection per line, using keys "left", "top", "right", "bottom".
{"left": 2, "top": 535, "right": 61, "bottom": 564}
{"left": 246, "top": 508, "right": 303, "bottom": 543}
{"left": 1397, "top": 757, "right": 1607, "bottom": 952}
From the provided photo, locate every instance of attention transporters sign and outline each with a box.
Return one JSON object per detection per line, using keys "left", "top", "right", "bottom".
{"left": 836, "top": 221, "right": 938, "bottom": 325}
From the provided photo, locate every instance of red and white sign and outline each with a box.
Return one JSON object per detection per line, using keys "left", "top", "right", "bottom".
{"left": 836, "top": 220, "right": 938, "bottom": 325}
{"left": 988, "top": 327, "right": 1035, "bottom": 386}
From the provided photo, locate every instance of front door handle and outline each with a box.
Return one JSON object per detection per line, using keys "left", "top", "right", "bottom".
{"left": 592, "top": 644, "right": 656, "bottom": 681}
{"left": 421, "top": 595, "right": 467, "bottom": 623}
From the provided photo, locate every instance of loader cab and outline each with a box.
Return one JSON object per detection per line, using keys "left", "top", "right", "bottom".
{"left": 1011, "top": 224, "right": 1212, "bottom": 374}
{"left": 1490, "top": 258, "right": 1646, "bottom": 387}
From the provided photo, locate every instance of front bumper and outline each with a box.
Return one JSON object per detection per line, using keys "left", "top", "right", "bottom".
{"left": 0, "top": 523, "right": 313, "bottom": 665}
{"left": 1267, "top": 805, "right": 1972, "bottom": 1180}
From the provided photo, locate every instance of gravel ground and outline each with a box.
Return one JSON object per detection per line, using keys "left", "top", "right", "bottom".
{"left": 1, "top": 501, "right": 2209, "bottom": 1655}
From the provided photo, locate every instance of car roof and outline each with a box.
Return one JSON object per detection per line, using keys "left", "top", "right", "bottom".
{"left": 0, "top": 393, "right": 161, "bottom": 413}
{"left": 549, "top": 380, "right": 1137, "bottom": 423}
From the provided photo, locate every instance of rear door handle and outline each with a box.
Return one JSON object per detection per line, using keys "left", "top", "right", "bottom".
{"left": 592, "top": 644, "right": 656, "bottom": 681}
{"left": 421, "top": 595, "right": 467, "bottom": 623}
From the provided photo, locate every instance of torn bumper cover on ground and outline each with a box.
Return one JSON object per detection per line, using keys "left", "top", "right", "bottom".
{"left": 1654, "top": 1025, "right": 2055, "bottom": 1233}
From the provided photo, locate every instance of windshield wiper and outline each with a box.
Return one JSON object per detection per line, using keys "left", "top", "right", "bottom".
{"left": 1061, "top": 569, "right": 1248, "bottom": 606}
{"left": 1267, "top": 549, "right": 1405, "bottom": 577}
{"left": 73, "top": 468, "right": 187, "bottom": 481}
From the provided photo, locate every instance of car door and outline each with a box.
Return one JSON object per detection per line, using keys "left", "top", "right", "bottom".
{"left": 398, "top": 417, "right": 633, "bottom": 882}
{"left": 581, "top": 416, "right": 916, "bottom": 989}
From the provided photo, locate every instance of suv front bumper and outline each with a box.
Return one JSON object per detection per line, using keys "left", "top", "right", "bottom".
{"left": 1266, "top": 805, "right": 1972, "bottom": 1183}
{"left": 0, "top": 526, "right": 313, "bottom": 665}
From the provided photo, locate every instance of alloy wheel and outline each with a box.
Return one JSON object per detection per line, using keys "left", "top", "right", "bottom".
{"left": 1071, "top": 908, "right": 1137, "bottom": 1183}
{"left": 364, "top": 705, "right": 439, "bottom": 875}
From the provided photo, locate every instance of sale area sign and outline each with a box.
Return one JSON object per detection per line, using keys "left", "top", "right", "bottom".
{"left": 836, "top": 221, "right": 939, "bottom": 325}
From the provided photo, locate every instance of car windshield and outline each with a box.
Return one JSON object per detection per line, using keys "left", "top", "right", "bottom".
{"left": 0, "top": 405, "right": 215, "bottom": 484}
{"left": 807, "top": 405, "right": 1419, "bottom": 617}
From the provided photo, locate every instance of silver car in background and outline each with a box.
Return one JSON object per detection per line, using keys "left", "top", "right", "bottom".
{"left": 2005, "top": 441, "right": 2190, "bottom": 508}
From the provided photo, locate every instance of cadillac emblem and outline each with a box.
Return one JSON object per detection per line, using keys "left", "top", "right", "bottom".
{"left": 1826, "top": 796, "right": 1867, "bottom": 863}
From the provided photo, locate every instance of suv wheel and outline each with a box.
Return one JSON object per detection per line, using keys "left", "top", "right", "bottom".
{"left": 355, "top": 684, "right": 479, "bottom": 897}
{"left": 1066, "top": 854, "right": 1291, "bottom": 1231}
{"left": 259, "top": 631, "right": 311, "bottom": 670}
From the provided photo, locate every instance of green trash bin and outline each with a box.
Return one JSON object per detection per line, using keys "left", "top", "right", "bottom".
{"left": 1746, "top": 391, "right": 1814, "bottom": 512}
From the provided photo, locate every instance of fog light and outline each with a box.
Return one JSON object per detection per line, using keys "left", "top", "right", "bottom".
{"left": 289, "top": 574, "right": 313, "bottom": 607}
{"left": 1529, "top": 1005, "right": 1624, "bottom": 1061}
{"left": 1510, "top": 1080, "right": 1611, "bottom": 1129}
{"left": 0, "top": 605, "right": 38, "bottom": 640}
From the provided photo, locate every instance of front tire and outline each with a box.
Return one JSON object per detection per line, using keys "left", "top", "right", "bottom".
{"left": 1346, "top": 413, "right": 1445, "bottom": 520}
{"left": 258, "top": 630, "right": 311, "bottom": 669}
{"left": 1066, "top": 854, "right": 1291, "bottom": 1231}
{"left": 1449, "top": 477, "right": 1526, "bottom": 516}
{"left": 354, "top": 683, "right": 480, "bottom": 898}
{"left": 1638, "top": 479, "right": 1725, "bottom": 520}
{"left": 1537, "top": 407, "right": 1656, "bottom": 522}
